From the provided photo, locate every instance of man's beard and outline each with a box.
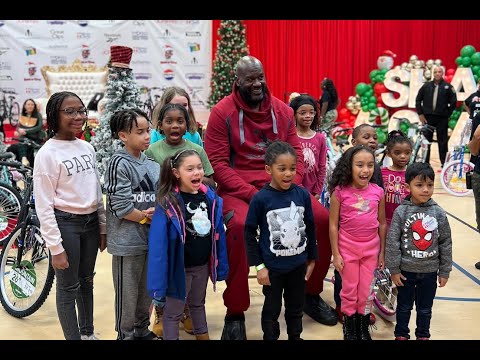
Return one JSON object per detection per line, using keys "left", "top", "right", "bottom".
{"left": 239, "top": 86, "right": 265, "bottom": 107}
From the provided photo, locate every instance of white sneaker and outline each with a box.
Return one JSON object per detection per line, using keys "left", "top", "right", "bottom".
{"left": 81, "top": 334, "right": 99, "bottom": 340}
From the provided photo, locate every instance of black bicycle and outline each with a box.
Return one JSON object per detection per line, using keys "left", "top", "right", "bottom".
{"left": 0, "top": 158, "right": 54, "bottom": 318}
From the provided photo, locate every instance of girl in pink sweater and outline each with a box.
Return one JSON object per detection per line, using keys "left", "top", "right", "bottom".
{"left": 329, "top": 145, "right": 386, "bottom": 340}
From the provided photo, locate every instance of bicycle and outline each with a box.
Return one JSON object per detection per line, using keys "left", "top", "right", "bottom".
{"left": 0, "top": 89, "right": 20, "bottom": 128}
{"left": 0, "top": 158, "right": 55, "bottom": 318}
{"left": 372, "top": 268, "right": 398, "bottom": 322}
{"left": 440, "top": 144, "right": 474, "bottom": 196}
{"left": 0, "top": 151, "right": 22, "bottom": 243}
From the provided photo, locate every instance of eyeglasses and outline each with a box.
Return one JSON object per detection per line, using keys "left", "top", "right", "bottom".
{"left": 61, "top": 108, "right": 88, "bottom": 118}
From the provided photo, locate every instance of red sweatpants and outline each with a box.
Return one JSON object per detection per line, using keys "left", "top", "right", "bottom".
{"left": 221, "top": 193, "right": 331, "bottom": 316}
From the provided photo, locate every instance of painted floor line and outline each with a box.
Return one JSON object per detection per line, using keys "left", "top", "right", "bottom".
{"left": 446, "top": 210, "right": 479, "bottom": 233}
{"left": 453, "top": 261, "right": 480, "bottom": 286}
{"left": 435, "top": 296, "right": 480, "bottom": 302}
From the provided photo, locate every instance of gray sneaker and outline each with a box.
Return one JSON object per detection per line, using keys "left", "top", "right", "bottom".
{"left": 81, "top": 334, "right": 99, "bottom": 340}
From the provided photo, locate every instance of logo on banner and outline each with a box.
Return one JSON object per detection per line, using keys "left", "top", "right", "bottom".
{"left": 50, "top": 56, "right": 67, "bottom": 65}
{"left": 158, "top": 28, "right": 171, "bottom": 38}
{"left": 185, "top": 31, "right": 201, "bottom": 37}
{"left": 17, "top": 20, "right": 39, "bottom": 24}
{"left": 188, "top": 42, "right": 200, "bottom": 52}
{"left": 77, "top": 32, "right": 91, "bottom": 40}
{"left": 133, "top": 47, "right": 148, "bottom": 54}
{"left": 25, "top": 29, "right": 32, "bottom": 37}
{"left": 155, "top": 20, "right": 178, "bottom": 24}
{"left": 185, "top": 20, "right": 200, "bottom": 25}
{"left": 133, "top": 20, "right": 145, "bottom": 26}
{"left": 25, "top": 62, "right": 41, "bottom": 81}
{"left": 0, "top": 75, "right": 13, "bottom": 81}
{"left": 186, "top": 73, "right": 205, "bottom": 80}
{"left": 25, "top": 47, "right": 36, "bottom": 56}
{"left": 82, "top": 45, "right": 90, "bottom": 59}
{"left": 0, "top": 61, "right": 12, "bottom": 71}
{"left": 47, "top": 20, "right": 66, "bottom": 25}
{"left": 160, "top": 45, "right": 177, "bottom": 64}
{"left": 164, "top": 69, "right": 175, "bottom": 81}
{"left": 132, "top": 60, "right": 150, "bottom": 65}
{"left": 25, "top": 88, "right": 41, "bottom": 96}
{"left": 50, "top": 29, "right": 65, "bottom": 40}
{"left": 191, "top": 57, "right": 198, "bottom": 65}
{"left": 48, "top": 44, "right": 68, "bottom": 50}
{"left": 135, "top": 73, "right": 152, "bottom": 80}
{"left": 104, "top": 33, "right": 121, "bottom": 43}
{"left": 132, "top": 31, "right": 148, "bottom": 41}
{"left": 0, "top": 21, "right": 5, "bottom": 27}
{"left": 77, "top": 20, "right": 89, "bottom": 27}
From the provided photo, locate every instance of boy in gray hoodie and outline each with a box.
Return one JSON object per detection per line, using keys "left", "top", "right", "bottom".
{"left": 386, "top": 162, "right": 452, "bottom": 340}
{"left": 105, "top": 109, "right": 160, "bottom": 340}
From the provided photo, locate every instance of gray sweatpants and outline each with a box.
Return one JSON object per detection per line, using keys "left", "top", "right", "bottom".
{"left": 163, "top": 264, "right": 209, "bottom": 340}
{"left": 112, "top": 253, "right": 152, "bottom": 340}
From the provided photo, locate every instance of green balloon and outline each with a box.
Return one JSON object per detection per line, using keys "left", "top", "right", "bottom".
{"left": 356, "top": 82, "right": 369, "bottom": 96}
{"left": 362, "top": 105, "right": 369, "bottom": 112}
{"left": 471, "top": 52, "right": 480, "bottom": 66}
{"left": 462, "top": 56, "right": 472, "bottom": 67}
{"left": 368, "top": 103, "right": 376, "bottom": 110}
{"left": 369, "top": 96, "right": 377, "bottom": 103}
{"left": 376, "top": 130, "right": 387, "bottom": 144}
{"left": 475, "top": 75, "right": 478, "bottom": 82}
{"left": 461, "top": 45, "right": 476, "bottom": 58}
{"left": 448, "top": 119, "right": 457, "bottom": 130}
{"left": 370, "top": 70, "right": 378, "bottom": 80}
{"left": 400, "top": 123, "right": 409, "bottom": 133}
{"left": 456, "top": 56, "right": 463, "bottom": 65}
{"left": 473, "top": 65, "right": 480, "bottom": 74}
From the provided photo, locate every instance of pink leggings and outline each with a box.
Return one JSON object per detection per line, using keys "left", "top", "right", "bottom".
{"left": 338, "top": 230, "right": 379, "bottom": 316}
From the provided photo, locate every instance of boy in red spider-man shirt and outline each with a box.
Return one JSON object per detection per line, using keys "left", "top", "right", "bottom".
{"left": 385, "top": 162, "right": 452, "bottom": 340}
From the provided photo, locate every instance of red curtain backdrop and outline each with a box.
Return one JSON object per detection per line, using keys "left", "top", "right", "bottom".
{"left": 212, "top": 20, "right": 480, "bottom": 105}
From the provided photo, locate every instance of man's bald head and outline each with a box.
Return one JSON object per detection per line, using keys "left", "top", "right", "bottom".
{"left": 235, "top": 56, "right": 263, "bottom": 77}
{"left": 235, "top": 56, "right": 266, "bottom": 108}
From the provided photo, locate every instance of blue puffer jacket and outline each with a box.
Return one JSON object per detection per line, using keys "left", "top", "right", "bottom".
{"left": 147, "top": 184, "right": 229, "bottom": 302}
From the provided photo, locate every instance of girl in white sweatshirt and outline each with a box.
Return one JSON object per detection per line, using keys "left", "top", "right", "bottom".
{"left": 33, "top": 91, "right": 106, "bottom": 340}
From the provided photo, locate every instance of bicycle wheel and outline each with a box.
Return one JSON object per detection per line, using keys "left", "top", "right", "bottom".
{"left": 440, "top": 160, "right": 475, "bottom": 197}
{"left": 0, "top": 183, "right": 22, "bottom": 243}
{"left": 372, "top": 269, "right": 397, "bottom": 322}
{"left": 9, "top": 102, "right": 20, "bottom": 127}
{"left": 0, "top": 223, "right": 55, "bottom": 317}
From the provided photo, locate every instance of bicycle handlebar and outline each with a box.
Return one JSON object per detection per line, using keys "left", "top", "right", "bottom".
{"left": 11, "top": 137, "right": 42, "bottom": 150}
{"left": 0, "top": 160, "right": 27, "bottom": 170}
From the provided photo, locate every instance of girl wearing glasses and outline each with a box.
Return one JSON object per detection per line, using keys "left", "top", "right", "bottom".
{"left": 33, "top": 91, "right": 107, "bottom": 340}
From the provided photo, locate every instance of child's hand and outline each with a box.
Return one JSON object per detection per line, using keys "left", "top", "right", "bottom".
{"left": 333, "top": 254, "right": 344, "bottom": 272}
{"left": 438, "top": 276, "right": 448, "bottom": 287}
{"left": 142, "top": 207, "right": 155, "bottom": 218}
{"left": 391, "top": 273, "right": 406, "bottom": 287}
{"left": 98, "top": 233, "right": 107, "bottom": 252}
{"left": 377, "top": 252, "right": 385, "bottom": 270}
{"left": 305, "top": 260, "right": 316, "bottom": 281}
{"left": 314, "top": 193, "right": 320, "bottom": 200}
{"left": 256, "top": 268, "right": 270, "bottom": 286}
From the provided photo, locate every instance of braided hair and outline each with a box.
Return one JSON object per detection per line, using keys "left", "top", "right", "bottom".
{"left": 110, "top": 108, "right": 149, "bottom": 139}
{"left": 385, "top": 130, "right": 413, "bottom": 153}
{"left": 45, "top": 91, "right": 84, "bottom": 138}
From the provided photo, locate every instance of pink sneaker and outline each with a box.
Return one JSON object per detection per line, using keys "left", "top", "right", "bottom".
{"left": 395, "top": 336, "right": 409, "bottom": 340}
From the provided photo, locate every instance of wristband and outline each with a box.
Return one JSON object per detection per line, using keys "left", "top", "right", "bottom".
{"left": 139, "top": 216, "right": 148, "bottom": 224}
{"left": 255, "top": 263, "right": 266, "bottom": 272}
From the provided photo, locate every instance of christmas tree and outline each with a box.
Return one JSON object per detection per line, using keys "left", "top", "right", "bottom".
{"left": 90, "top": 46, "right": 142, "bottom": 183}
{"left": 207, "top": 20, "right": 249, "bottom": 109}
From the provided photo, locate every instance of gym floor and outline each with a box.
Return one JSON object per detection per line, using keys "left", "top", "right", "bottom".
{"left": 0, "top": 146, "right": 479, "bottom": 340}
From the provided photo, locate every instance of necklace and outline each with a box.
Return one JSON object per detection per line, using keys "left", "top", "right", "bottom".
{"left": 19, "top": 115, "right": 37, "bottom": 128}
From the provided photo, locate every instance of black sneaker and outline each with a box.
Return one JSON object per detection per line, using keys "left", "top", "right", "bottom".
{"left": 475, "top": 261, "right": 480, "bottom": 270}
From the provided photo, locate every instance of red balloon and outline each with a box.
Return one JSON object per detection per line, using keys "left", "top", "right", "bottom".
{"left": 338, "top": 108, "right": 350, "bottom": 120}
{"left": 446, "top": 68, "right": 455, "bottom": 76}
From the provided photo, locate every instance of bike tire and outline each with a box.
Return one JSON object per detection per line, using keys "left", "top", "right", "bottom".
{"left": 0, "top": 183, "right": 22, "bottom": 243}
{"left": 9, "top": 102, "right": 20, "bottom": 127}
{"left": 440, "top": 160, "right": 475, "bottom": 197}
{"left": 0, "top": 223, "right": 55, "bottom": 318}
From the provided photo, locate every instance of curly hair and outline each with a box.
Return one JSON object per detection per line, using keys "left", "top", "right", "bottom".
{"left": 321, "top": 78, "right": 338, "bottom": 107}
{"left": 328, "top": 145, "right": 375, "bottom": 193}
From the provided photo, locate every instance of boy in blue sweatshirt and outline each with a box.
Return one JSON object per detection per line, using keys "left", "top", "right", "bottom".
{"left": 245, "top": 141, "right": 318, "bottom": 340}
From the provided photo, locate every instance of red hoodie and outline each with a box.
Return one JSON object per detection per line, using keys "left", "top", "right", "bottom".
{"left": 204, "top": 83, "right": 304, "bottom": 203}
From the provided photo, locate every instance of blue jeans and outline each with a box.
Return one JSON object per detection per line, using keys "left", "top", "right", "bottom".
{"left": 394, "top": 271, "right": 437, "bottom": 339}
{"left": 54, "top": 209, "right": 100, "bottom": 340}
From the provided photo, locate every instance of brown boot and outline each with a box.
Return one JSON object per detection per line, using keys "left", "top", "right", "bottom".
{"left": 181, "top": 304, "right": 194, "bottom": 335}
{"left": 195, "top": 333, "right": 209, "bottom": 340}
{"left": 152, "top": 306, "right": 163, "bottom": 338}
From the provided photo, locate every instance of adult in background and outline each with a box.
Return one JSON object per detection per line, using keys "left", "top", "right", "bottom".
{"left": 318, "top": 78, "right": 340, "bottom": 130}
{"left": 465, "top": 78, "right": 480, "bottom": 270}
{"left": 7, "top": 98, "right": 45, "bottom": 166}
{"left": 415, "top": 66, "right": 457, "bottom": 168}
{"left": 204, "top": 56, "right": 337, "bottom": 340}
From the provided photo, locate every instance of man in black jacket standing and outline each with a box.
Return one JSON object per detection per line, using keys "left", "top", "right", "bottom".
{"left": 415, "top": 66, "right": 457, "bottom": 167}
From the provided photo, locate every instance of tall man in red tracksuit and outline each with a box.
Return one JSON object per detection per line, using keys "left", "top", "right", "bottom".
{"left": 204, "top": 56, "right": 337, "bottom": 340}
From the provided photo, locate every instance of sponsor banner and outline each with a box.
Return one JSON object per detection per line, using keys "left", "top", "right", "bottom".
{"left": 0, "top": 20, "right": 211, "bottom": 112}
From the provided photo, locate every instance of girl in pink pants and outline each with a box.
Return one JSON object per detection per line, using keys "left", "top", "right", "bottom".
{"left": 328, "top": 145, "right": 386, "bottom": 340}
